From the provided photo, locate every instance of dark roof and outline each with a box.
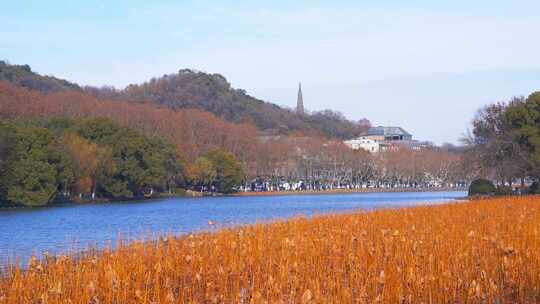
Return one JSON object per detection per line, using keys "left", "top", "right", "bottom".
{"left": 367, "top": 126, "right": 411, "bottom": 137}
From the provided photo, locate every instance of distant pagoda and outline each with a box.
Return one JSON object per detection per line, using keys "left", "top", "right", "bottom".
{"left": 296, "top": 82, "right": 304, "bottom": 115}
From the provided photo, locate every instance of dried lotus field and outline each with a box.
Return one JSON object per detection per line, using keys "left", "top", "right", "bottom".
{"left": 1, "top": 196, "right": 540, "bottom": 303}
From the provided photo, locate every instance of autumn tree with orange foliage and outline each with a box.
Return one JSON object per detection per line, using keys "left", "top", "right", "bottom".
{"left": 59, "top": 133, "right": 115, "bottom": 200}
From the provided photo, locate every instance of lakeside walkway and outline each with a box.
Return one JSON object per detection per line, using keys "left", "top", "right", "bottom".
{"left": 234, "top": 187, "right": 467, "bottom": 197}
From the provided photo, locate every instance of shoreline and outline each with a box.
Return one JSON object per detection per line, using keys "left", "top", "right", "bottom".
{"left": 233, "top": 187, "right": 467, "bottom": 197}
{"left": 0, "top": 193, "right": 188, "bottom": 210}
{"left": 1, "top": 188, "right": 467, "bottom": 209}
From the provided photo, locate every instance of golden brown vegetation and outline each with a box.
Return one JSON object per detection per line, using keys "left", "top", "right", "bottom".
{"left": 0, "top": 80, "right": 258, "bottom": 163}
{"left": 1, "top": 197, "right": 540, "bottom": 303}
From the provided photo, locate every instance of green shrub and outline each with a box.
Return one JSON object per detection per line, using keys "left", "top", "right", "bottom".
{"left": 494, "top": 186, "right": 513, "bottom": 196}
{"left": 528, "top": 181, "right": 540, "bottom": 194}
{"left": 468, "top": 179, "right": 496, "bottom": 196}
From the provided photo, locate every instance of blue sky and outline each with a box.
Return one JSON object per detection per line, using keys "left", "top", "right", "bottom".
{"left": 2, "top": 1, "right": 539, "bottom": 144}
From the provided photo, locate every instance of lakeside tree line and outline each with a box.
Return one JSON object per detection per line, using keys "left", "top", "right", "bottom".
{"left": 0, "top": 118, "right": 243, "bottom": 207}
{"left": 465, "top": 91, "right": 540, "bottom": 189}
{"left": 0, "top": 80, "right": 470, "bottom": 206}
{"left": 250, "top": 135, "right": 467, "bottom": 191}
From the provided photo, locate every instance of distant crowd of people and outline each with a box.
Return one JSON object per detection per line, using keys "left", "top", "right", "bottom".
{"left": 237, "top": 179, "right": 467, "bottom": 193}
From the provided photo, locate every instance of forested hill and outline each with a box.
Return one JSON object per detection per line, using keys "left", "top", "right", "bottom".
{"left": 86, "top": 70, "right": 369, "bottom": 138}
{"left": 0, "top": 62, "right": 369, "bottom": 139}
{"left": 0, "top": 61, "right": 81, "bottom": 93}
{"left": 87, "top": 70, "right": 306, "bottom": 133}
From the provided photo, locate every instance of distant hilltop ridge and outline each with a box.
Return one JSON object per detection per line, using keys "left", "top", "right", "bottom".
{"left": 0, "top": 60, "right": 81, "bottom": 93}
{"left": 0, "top": 60, "right": 370, "bottom": 139}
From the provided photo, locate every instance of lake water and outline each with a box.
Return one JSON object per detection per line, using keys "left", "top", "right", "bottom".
{"left": 0, "top": 191, "right": 465, "bottom": 266}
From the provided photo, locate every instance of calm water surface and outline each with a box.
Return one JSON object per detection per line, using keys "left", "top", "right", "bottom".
{"left": 0, "top": 191, "right": 465, "bottom": 266}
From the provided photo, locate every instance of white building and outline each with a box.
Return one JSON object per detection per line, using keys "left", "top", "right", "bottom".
{"left": 344, "top": 126, "right": 431, "bottom": 153}
{"left": 365, "top": 126, "right": 413, "bottom": 141}
{"left": 344, "top": 136, "right": 380, "bottom": 153}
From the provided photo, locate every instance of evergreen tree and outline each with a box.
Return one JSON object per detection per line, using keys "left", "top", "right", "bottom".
{"left": 6, "top": 127, "right": 59, "bottom": 206}
{"left": 503, "top": 92, "right": 540, "bottom": 178}
{"left": 205, "top": 149, "right": 243, "bottom": 193}
{"left": 0, "top": 121, "right": 17, "bottom": 202}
